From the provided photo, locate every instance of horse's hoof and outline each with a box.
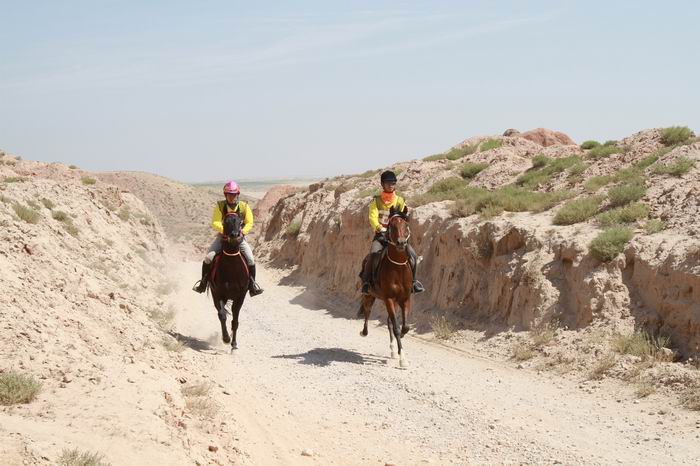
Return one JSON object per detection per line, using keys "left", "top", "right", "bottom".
{"left": 360, "top": 330, "right": 368, "bottom": 337}
{"left": 390, "top": 352, "right": 398, "bottom": 359}
{"left": 401, "top": 326, "right": 410, "bottom": 337}
{"left": 399, "top": 357, "right": 409, "bottom": 369}
{"left": 231, "top": 342, "right": 238, "bottom": 350}
{"left": 222, "top": 335, "right": 231, "bottom": 344}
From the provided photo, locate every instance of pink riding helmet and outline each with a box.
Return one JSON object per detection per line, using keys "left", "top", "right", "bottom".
{"left": 223, "top": 180, "right": 240, "bottom": 195}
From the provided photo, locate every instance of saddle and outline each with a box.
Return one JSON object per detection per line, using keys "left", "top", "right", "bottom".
{"left": 361, "top": 247, "right": 389, "bottom": 290}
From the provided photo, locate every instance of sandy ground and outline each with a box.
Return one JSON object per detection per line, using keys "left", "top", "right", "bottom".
{"left": 169, "top": 260, "right": 700, "bottom": 466}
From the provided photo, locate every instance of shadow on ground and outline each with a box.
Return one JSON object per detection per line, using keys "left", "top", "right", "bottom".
{"left": 271, "top": 347, "right": 386, "bottom": 367}
{"left": 169, "top": 331, "right": 216, "bottom": 353}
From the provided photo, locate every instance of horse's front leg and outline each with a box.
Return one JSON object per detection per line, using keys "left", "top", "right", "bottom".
{"left": 218, "top": 299, "right": 230, "bottom": 344}
{"left": 230, "top": 297, "right": 243, "bottom": 352}
{"left": 386, "top": 299, "right": 399, "bottom": 359}
{"left": 400, "top": 297, "right": 412, "bottom": 337}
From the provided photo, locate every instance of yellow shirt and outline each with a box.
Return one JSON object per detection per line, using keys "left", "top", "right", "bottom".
{"left": 368, "top": 194, "right": 406, "bottom": 232}
{"left": 211, "top": 200, "right": 253, "bottom": 235}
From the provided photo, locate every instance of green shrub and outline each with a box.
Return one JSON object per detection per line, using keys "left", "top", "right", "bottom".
{"left": 645, "top": 219, "right": 666, "bottom": 234}
{"left": 12, "top": 203, "right": 40, "bottom": 224}
{"left": 611, "top": 330, "right": 672, "bottom": 361}
{"left": 584, "top": 175, "right": 613, "bottom": 192}
{"left": 63, "top": 223, "right": 80, "bottom": 238}
{"left": 653, "top": 156, "right": 695, "bottom": 177}
{"left": 613, "top": 167, "right": 644, "bottom": 185}
{"left": 553, "top": 197, "right": 602, "bottom": 225}
{"left": 41, "top": 198, "right": 55, "bottom": 209}
{"left": 430, "top": 315, "right": 455, "bottom": 340}
{"left": 596, "top": 202, "right": 649, "bottom": 227}
{"left": 81, "top": 176, "right": 96, "bottom": 185}
{"left": 460, "top": 162, "right": 488, "bottom": 179}
{"left": 531, "top": 155, "right": 550, "bottom": 168}
{"left": 588, "top": 145, "right": 621, "bottom": 159}
{"left": 568, "top": 162, "right": 589, "bottom": 177}
{"left": 3, "top": 176, "right": 27, "bottom": 183}
{"left": 0, "top": 372, "right": 42, "bottom": 405}
{"left": 286, "top": 220, "right": 301, "bottom": 237}
{"left": 603, "top": 140, "right": 618, "bottom": 147}
{"left": 452, "top": 186, "right": 571, "bottom": 218}
{"left": 589, "top": 227, "right": 633, "bottom": 261}
{"left": 608, "top": 183, "right": 646, "bottom": 207}
{"left": 52, "top": 210, "right": 69, "bottom": 222}
{"left": 117, "top": 206, "right": 130, "bottom": 221}
{"left": 580, "top": 140, "right": 601, "bottom": 150}
{"left": 661, "top": 126, "right": 693, "bottom": 146}
{"left": 423, "top": 153, "right": 447, "bottom": 162}
{"left": 446, "top": 144, "right": 477, "bottom": 160}
{"left": 479, "top": 139, "right": 502, "bottom": 152}
{"left": 516, "top": 155, "right": 582, "bottom": 189}
{"left": 428, "top": 177, "right": 466, "bottom": 194}
{"left": 68, "top": 164, "right": 78, "bottom": 169}
{"left": 635, "top": 154, "right": 659, "bottom": 170}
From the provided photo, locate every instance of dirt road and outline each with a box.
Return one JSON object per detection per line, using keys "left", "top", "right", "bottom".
{"left": 171, "top": 260, "right": 700, "bottom": 465}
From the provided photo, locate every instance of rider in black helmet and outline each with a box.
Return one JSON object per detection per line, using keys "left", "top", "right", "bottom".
{"left": 360, "top": 170, "right": 424, "bottom": 294}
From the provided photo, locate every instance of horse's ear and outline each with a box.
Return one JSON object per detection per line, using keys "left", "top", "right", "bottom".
{"left": 402, "top": 205, "right": 409, "bottom": 217}
{"left": 389, "top": 205, "right": 396, "bottom": 216}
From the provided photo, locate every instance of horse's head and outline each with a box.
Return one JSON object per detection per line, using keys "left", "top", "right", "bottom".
{"left": 387, "top": 206, "right": 411, "bottom": 252}
{"left": 223, "top": 213, "right": 242, "bottom": 248}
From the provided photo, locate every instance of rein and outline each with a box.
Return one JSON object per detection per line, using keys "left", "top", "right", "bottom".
{"left": 386, "top": 248, "right": 408, "bottom": 266}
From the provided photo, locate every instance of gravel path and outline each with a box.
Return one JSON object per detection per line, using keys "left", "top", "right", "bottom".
{"left": 171, "top": 260, "right": 700, "bottom": 465}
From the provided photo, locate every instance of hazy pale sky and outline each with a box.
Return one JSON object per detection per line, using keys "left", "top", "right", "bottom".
{"left": 1, "top": 1, "right": 698, "bottom": 182}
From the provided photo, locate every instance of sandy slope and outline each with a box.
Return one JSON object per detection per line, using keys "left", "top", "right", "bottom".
{"left": 170, "top": 260, "right": 700, "bottom": 466}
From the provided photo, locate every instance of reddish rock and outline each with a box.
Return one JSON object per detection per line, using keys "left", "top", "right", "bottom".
{"left": 519, "top": 128, "right": 576, "bottom": 147}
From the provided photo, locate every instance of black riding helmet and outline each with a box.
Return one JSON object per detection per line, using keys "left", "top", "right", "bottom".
{"left": 380, "top": 170, "right": 397, "bottom": 184}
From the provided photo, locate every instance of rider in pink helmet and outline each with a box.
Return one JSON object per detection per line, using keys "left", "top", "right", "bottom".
{"left": 192, "top": 180, "right": 263, "bottom": 296}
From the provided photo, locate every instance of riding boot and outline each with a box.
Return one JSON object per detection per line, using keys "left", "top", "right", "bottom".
{"left": 248, "top": 264, "right": 264, "bottom": 297}
{"left": 192, "top": 261, "right": 211, "bottom": 293}
{"left": 361, "top": 253, "right": 374, "bottom": 294}
{"left": 409, "top": 253, "right": 425, "bottom": 294}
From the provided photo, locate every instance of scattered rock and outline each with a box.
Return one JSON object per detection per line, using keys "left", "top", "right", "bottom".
{"left": 208, "top": 445, "right": 218, "bottom": 453}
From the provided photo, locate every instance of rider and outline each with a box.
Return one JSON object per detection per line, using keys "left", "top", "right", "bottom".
{"left": 361, "top": 170, "right": 424, "bottom": 295}
{"left": 193, "top": 181, "right": 264, "bottom": 297}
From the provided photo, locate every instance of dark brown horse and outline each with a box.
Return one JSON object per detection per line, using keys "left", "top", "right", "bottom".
{"left": 209, "top": 213, "right": 249, "bottom": 352}
{"left": 358, "top": 208, "right": 413, "bottom": 368}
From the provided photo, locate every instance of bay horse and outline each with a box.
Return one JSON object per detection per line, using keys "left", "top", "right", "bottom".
{"left": 209, "top": 213, "right": 250, "bottom": 352}
{"left": 358, "top": 207, "right": 413, "bottom": 368}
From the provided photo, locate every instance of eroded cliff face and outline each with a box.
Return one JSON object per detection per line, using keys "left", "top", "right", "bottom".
{"left": 253, "top": 128, "right": 700, "bottom": 356}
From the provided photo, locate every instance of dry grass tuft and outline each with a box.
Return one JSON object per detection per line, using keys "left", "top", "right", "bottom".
{"left": 511, "top": 341, "right": 535, "bottom": 361}
{"left": 58, "top": 448, "right": 111, "bottom": 466}
{"left": 635, "top": 381, "right": 656, "bottom": 398}
{"left": 587, "top": 353, "right": 617, "bottom": 380}
{"left": 430, "top": 315, "right": 455, "bottom": 340}
{"left": 162, "top": 336, "right": 185, "bottom": 352}
{"left": 531, "top": 323, "right": 556, "bottom": 347}
{"left": 611, "top": 330, "right": 672, "bottom": 361}
{"left": 0, "top": 372, "right": 42, "bottom": 405}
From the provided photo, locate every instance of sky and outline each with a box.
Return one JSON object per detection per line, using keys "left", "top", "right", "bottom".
{"left": 1, "top": 0, "right": 699, "bottom": 182}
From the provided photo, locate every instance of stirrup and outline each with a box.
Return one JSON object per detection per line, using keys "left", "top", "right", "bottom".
{"left": 249, "top": 282, "right": 264, "bottom": 297}
{"left": 192, "top": 280, "right": 206, "bottom": 293}
{"left": 361, "top": 282, "right": 370, "bottom": 295}
{"left": 412, "top": 281, "right": 425, "bottom": 294}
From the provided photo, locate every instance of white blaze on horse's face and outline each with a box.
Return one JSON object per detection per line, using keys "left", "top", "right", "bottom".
{"left": 389, "top": 216, "right": 410, "bottom": 251}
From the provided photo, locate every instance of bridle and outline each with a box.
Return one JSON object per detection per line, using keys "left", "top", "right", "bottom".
{"left": 385, "top": 215, "right": 410, "bottom": 266}
{"left": 222, "top": 212, "right": 242, "bottom": 256}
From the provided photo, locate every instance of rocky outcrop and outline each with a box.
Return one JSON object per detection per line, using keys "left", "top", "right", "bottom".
{"left": 519, "top": 128, "right": 576, "bottom": 147}
{"left": 254, "top": 128, "right": 700, "bottom": 356}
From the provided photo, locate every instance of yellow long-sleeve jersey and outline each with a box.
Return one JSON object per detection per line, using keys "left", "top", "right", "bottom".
{"left": 211, "top": 200, "right": 253, "bottom": 235}
{"left": 368, "top": 194, "right": 406, "bottom": 233}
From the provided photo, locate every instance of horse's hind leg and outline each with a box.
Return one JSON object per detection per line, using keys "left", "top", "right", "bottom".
{"left": 218, "top": 299, "right": 230, "bottom": 344}
{"left": 359, "top": 295, "right": 375, "bottom": 337}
